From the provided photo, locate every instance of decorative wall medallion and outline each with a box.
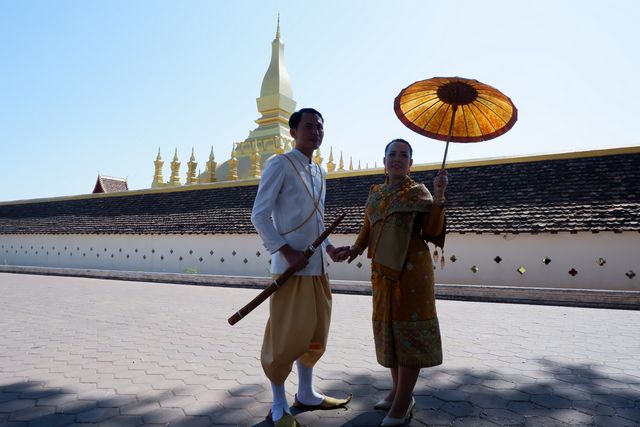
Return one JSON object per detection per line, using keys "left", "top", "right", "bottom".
{"left": 220, "top": 257, "right": 225, "bottom": 263}
{"left": 160, "top": 255, "right": 164, "bottom": 260}
{"left": 189, "top": 250, "right": 193, "bottom": 254}
{"left": 111, "top": 254, "right": 114, "bottom": 258}
{"left": 243, "top": 258, "right": 248, "bottom": 264}
{"left": 104, "top": 248, "right": 107, "bottom": 252}
{"left": 96, "top": 253, "right": 100, "bottom": 257}
{"left": 179, "top": 256, "right": 183, "bottom": 261}
{"left": 597, "top": 257, "right": 606, "bottom": 266}
{"left": 568, "top": 268, "right": 578, "bottom": 276}
{"left": 517, "top": 266, "right": 526, "bottom": 275}
{"left": 450, "top": 255, "right": 457, "bottom": 262}
{"left": 143, "top": 255, "right": 146, "bottom": 260}
{"left": 151, "top": 249, "right": 155, "bottom": 253}
{"left": 199, "top": 257, "right": 203, "bottom": 262}
{"left": 126, "top": 254, "right": 130, "bottom": 258}
{"left": 542, "top": 257, "right": 551, "bottom": 265}
{"left": 134, "top": 249, "right": 138, "bottom": 253}
{"left": 256, "top": 251, "right": 261, "bottom": 257}
{"left": 170, "top": 249, "right": 174, "bottom": 254}
{"left": 357, "top": 262, "right": 363, "bottom": 268}
{"left": 210, "top": 250, "right": 214, "bottom": 255}
{"left": 470, "top": 265, "right": 479, "bottom": 273}
{"left": 494, "top": 256, "right": 502, "bottom": 263}
{"left": 232, "top": 250, "right": 237, "bottom": 256}
{"left": 626, "top": 270, "right": 636, "bottom": 279}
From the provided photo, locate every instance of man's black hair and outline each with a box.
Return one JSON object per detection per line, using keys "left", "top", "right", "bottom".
{"left": 288, "top": 108, "right": 324, "bottom": 130}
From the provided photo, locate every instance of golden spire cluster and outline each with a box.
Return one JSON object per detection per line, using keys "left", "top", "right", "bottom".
{"left": 151, "top": 147, "right": 219, "bottom": 188}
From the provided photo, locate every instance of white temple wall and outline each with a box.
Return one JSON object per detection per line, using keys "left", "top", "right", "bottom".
{"left": 1, "top": 232, "right": 638, "bottom": 291}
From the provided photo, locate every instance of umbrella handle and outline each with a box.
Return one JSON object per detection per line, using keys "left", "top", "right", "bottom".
{"left": 441, "top": 105, "right": 458, "bottom": 170}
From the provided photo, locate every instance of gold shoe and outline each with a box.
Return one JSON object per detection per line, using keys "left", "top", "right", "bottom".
{"left": 292, "top": 393, "right": 352, "bottom": 409}
{"left": 266, "top": 410, "right": 300, "bottom": 427}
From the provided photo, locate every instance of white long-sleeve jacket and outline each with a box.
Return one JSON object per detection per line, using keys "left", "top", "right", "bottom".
{"left": 251, "top": 148, "right": 332, "bottom": 276}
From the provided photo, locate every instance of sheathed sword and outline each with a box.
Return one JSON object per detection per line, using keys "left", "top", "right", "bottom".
{"left": 228, "top": 212, "right": 346, "bottom": 326}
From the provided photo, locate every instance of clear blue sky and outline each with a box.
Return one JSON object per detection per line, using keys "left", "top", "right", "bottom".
{"left": 1, "top": 0, "right": 638, "bottom": 202}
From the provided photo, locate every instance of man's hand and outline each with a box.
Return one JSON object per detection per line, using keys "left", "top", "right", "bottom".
{"left": 279, "top": 244, "right": 309, "bottom": 272}
{"left": 327, "top": 245, "right": 350, "bottom": 262}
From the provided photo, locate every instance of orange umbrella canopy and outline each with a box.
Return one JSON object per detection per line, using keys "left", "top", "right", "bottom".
{"left": 394, "top": 76, "right": 517, "bottom": 143}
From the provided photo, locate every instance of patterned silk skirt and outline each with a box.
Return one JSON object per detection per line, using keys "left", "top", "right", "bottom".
{"left": 371, "top": 236, "right": 443, "bottom": 368}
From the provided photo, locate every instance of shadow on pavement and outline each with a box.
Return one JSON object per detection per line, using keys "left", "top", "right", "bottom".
{"left": 1, "top": 359, "right": 639, "bottom": 426}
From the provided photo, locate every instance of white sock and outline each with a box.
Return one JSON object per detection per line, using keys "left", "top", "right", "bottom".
{"left": 296, "top": 360, "right": 323, "bottom": 405}
{"left": 270, "top": 383, "right": 290, "bottom": 421}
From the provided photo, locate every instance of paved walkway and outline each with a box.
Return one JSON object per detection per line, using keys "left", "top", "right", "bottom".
{"left": 0, "top": 273, "right": 639, "bottom": 427}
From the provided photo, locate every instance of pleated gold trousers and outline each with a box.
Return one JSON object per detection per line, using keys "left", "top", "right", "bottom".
{"left": 261, "top": 274, "right": 332, "bottom": 385}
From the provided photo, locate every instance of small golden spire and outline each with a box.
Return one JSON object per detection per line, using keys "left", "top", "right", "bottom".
{"left": 275, "top": 136, "right": 285, "bottom": 154}
{"left": 227, "top": 145, "right": 239, "bottom": 181}
{"left": 206, "top": 146, "right": 217, "bottom": 182}
{"left": 152, "top": 148, "right": 164, "bottom": 187}
{"left": 169, "top": 148, "right": 181, "bottom": 186}
{"left": 349, "top": 156, "right": 354, "bottom": 171}
{"left": 338, "top": 152, "right": 345, "bottom": 171}
{"left": 313, "top": 148, "right": 323, "bottom": 165}
{"left": 249, "top": 142, "right": 261, "bottom": 179}
{"left": 186, "top": 148, "right": 198, "bottom": 184}
{"left": 326, "top": 147, "right": 336, "bottom": 172}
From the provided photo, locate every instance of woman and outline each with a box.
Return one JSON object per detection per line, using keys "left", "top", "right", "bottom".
{"left": 347, "top": 139, "right": 448, "bottom": 426}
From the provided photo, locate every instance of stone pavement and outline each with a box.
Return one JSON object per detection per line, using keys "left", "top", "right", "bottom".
{"left": 0, "top": 273, "right": 639, "bottom": 427}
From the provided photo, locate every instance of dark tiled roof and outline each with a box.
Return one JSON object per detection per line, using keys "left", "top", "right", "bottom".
{"left": 92, "top": 176, "right": 128, "bottom": 193}
{"left": 1, "top": 150, "right": 639, "bottom": 235}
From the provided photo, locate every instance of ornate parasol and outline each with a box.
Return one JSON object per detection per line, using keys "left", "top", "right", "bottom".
{"left": 394, "top": 76, "right": 517, "bottom": 169}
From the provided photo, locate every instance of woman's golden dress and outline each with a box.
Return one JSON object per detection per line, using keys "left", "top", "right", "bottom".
{"left": 354, "top": 177, "right": 446, "bottom": 368}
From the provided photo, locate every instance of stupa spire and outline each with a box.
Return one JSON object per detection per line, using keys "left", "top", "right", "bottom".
{"left": 247, "top": 16, "right": 296, "bottom": 143}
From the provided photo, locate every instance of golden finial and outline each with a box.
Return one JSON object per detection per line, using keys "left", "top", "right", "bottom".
{"left": 338, "top": 152, "right": 345, "bottom": 171}
{"left": 227, "top": 144, "right": 239, "bottom": 181}
{"left": 186, "top": 147, "right": 198, "bottom": 184}
{"left": 249, "top": 142, "right": 261, "bottom": 179}
{"left": 326, "top": 147, "right": 336, "bottom": 172}
{"left": 152, "top": 147, "right": 164, "bottom": 187}
{"left": 276, "top": 13, "right": 281, "bottom": 40}
{"left": 169, "top": 148, "right": 181, "bottom": 186}
{"left": 313, "top": 148, "right": 323, "bottom": 165}
{"left": 206, "top": 146, "right": 217, "bottom": 182}
{"left": 349, "top": 156, "right": 354, "bottom": 171}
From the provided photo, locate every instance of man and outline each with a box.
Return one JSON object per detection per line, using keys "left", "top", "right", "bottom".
{"left": 251, "top": 108, "right": 351, "bottom": 426}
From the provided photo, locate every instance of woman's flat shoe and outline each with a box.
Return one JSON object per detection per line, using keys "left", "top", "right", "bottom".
{"left": 379, "top": 397, "right": 416, "bottom": 426}
{"left": 373, "top": 399, "right": 393, "bottom": 410}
